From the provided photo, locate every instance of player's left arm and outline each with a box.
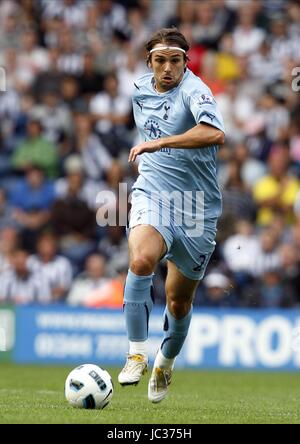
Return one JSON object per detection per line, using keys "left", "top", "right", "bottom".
{"left": 128, "top": 123, "right": 224, "bottom": 162}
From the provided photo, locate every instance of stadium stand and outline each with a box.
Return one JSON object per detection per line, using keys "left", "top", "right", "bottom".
{"left": 0, "top": 0, "right": 299, "bottom": 307}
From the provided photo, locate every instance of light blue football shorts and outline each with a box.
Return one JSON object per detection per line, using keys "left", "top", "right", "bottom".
{"left": 128, "top": 189, "right": 217, "bottom": 281}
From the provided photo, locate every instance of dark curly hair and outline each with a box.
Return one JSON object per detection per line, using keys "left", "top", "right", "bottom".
{"left": 145, "top": 27, "right": 190, "bottom": 65}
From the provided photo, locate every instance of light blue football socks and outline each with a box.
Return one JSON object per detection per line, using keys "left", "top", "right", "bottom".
{"left": 160, "top": 305, "right": 192, "bottom": 359}
{"left": 124, "top": 269, "right": 192, "bottom": 363}
{"left": 124, "top": 269, "right": 154, "bottom": 343}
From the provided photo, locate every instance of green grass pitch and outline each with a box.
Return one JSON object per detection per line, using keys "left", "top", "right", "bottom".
{"left": 1, "top": 364, "right": 300, "bottom": 424}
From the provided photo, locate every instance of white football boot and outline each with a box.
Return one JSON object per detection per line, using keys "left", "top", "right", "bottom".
{"left": 118, "top": 354, "right": 148, "bottom": 386}
{"left": 148, "top": 366, "right": 172, "bottom": 403}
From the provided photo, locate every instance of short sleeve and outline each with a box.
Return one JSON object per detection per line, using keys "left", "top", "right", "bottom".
{"left": 183, "top": 88, "right": 225, "bottom": 134}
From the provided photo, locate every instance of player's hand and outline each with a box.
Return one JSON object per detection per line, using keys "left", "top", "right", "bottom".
{"left": 128, "top": 140, "right": 161, "bottom": 162}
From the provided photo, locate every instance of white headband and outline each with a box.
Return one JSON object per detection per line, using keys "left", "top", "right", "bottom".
{"left": 149, "top": 46, "right": 186, "bottom": 54}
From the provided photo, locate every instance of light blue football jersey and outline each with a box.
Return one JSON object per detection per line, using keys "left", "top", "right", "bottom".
{"left": 132, "top": 68, "right": 225, "bottom": 220}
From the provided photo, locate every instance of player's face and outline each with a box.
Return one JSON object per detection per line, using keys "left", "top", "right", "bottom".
{"left": 150, "top": 46, "right": 186, "bottom": 93}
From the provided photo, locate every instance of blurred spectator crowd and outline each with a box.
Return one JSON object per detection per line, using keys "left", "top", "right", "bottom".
{"left": 0, "top": 0, "right": 299, "bottom": 309}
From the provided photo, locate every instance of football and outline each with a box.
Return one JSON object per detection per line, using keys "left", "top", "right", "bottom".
{"left": 65, "top": 364, "right": 114, "bottom": 409}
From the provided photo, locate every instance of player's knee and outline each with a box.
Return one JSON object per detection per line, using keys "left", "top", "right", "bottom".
{"left": 130, "top": 256, "right": 156, "bottom": 276}
{"left": 168, "top": 298, "right": 192, "bottom": 320}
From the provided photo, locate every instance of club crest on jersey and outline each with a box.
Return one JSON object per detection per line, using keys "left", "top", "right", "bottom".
{"left": 144, "top": 119, "right": 162, "bottom": 139}
{"left": 163, "top": 102, "right": 171, "bottom": 120}
{"left": 198, "top": 94, "right": 214, "bottom": 105}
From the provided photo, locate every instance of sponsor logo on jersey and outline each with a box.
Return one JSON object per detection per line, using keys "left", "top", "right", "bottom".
{"left": 144, "top": 118, "right": 162, "bottom": 139}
